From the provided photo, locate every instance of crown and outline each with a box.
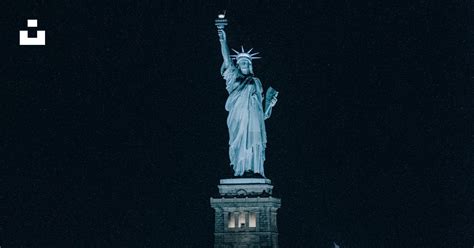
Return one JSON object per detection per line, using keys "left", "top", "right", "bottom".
{"left": 230, "top": 46, "right": 261, "bottom": 63}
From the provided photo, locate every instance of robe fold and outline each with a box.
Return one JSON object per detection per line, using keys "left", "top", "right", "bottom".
{"left": 222, "top": 63, "right": 267, "bottom": 177}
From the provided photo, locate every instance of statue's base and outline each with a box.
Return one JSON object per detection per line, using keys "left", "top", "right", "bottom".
{"left": 236, "top": 170, "right": 265, "bottom": 178}
{"left": 218, "top": 178, "right": 273, "bottom": 197}
{"left": 210, "top": 177, "right": 280, "bottom": 248}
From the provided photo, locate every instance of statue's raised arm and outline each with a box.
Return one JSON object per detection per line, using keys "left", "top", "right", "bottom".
{"left": 218, "top": 29, "right": 231, "bottom": 70}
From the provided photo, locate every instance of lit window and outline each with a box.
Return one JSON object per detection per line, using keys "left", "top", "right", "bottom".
{"left": 249, "top": 212, "right": 256, "bottom": 228}
{"left": 228, "top": 212, "right": 235, "bottom": 228}
{"left": 239, "top": 212, "right": 246, "bottom": 228}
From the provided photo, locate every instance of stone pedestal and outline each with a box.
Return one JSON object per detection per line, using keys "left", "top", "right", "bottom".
{"left": 210, "top": 178, "right": 281, "bottom": 248}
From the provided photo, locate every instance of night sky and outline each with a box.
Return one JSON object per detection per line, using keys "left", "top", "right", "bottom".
{"left": 2, "top": 1, "right": 473, "bottom": 247}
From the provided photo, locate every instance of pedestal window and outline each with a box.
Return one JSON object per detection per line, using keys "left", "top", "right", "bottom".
{"left": 228, "top": 212, "right": 236, "bottom": 228}
{"left": 227, "top": 211, "right": 257, "bottom": 229}
{"left": 249, "top": 212, "right": 257, "bottom": 228}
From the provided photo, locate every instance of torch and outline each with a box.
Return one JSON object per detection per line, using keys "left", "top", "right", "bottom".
{"left": 214, "top": 12, "right": 228, "bottom": 30}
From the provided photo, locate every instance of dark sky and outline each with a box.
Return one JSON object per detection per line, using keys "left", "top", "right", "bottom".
{"left": 2, "top": 0, "right": 472, "bottom": 247}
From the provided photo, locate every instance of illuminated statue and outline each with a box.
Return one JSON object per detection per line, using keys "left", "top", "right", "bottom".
{"left": 216, "top": 16, "right": 278, "bottom": 177}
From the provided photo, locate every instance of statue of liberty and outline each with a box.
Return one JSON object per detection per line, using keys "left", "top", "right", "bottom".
{"left": 216, "top": 17, "right": 278, "bottom": 178}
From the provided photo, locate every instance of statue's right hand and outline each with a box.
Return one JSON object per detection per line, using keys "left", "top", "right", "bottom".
{"left": 218, "top": 29, "right": 226, "bottom": 41}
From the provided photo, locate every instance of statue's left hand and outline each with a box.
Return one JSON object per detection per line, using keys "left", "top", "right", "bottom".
{"left": 269, "top": 97, "right": 278, "bottom": 108}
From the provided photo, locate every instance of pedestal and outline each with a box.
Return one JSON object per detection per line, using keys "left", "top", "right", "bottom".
{"left": 210, "top": 178, "right": 281, "bottom": 248}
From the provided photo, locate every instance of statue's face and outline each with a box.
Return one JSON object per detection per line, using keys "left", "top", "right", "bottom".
{"left": 238, "top": 60, "right": 251, "bottom": 75}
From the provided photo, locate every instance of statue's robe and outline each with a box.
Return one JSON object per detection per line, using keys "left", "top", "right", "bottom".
{"left": 222, "top": 63, "right": 267, "bottom": 177}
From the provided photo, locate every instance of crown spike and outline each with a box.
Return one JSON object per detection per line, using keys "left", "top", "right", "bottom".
{"left": 231, "top": 45, "right": 262, "bottom": 62}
